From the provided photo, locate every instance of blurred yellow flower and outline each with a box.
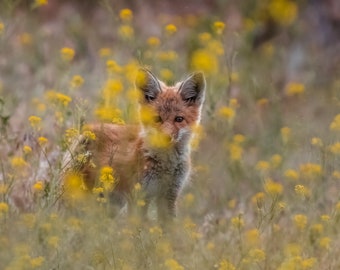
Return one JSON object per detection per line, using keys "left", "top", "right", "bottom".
{"left": 106, "top": 60, "right": 122, "bottom": 73}
{"left": 0, "top": 184, "right": 8, "bottom": 194}
{"left": 147, "top": 130, "right": 171, "bottom": 149}
{"left": 70, "top": 75, "right": 84, "bottom": 89}
{"left": 284, "top": 169, "right": 299, "bottom": 181}
{"left": 248, "top": 248, "right": 266, "bottom": 262}
{"left": 34, "top": 0, "right": 48, "bottom": 7}
{"left": 0, "top": 202, "right": 9, "bottom": 213}
{"left": 245, "top": 229, "right": 260, "bottom": 246}
{"left": 229, "top": 143, "right": 243, "bottom": 161}
{"left": 23, "top": 145, "right": 32, "bottom": 155}
{"left": 281, "top": 126, "right": 291, "bottom": 144}
{"left": 285, "top": 82, "right": 305, "bottom": 96}
{"left": 311, "top": 137, "right": 323, "bottom": 147}
{"left": 218, "top": 259, "right": 236, "bottom": 270}
{"left": 19, "top": 32, "right": 33, "bottom": 46}
{"left": 98, "top": 47, "right": 112, "bottom": 58}
{"left": 264, "top": 178, "right": 283, "bottom": 196}
{"left": 48, "top": 236, "right": 59, "bottom": 248}
{"left": 294, "top": 214, "right": 308, "bottom": 230}
{"left": 30, "top": 256, "right": 45, "bottom": 267}
{"left": 330, "top": 114, "right": 340, "bottom": 131}
{"left": 45, "top": 90, "right": 72, "bottom": 107}
{"left": 294, "top": 184, "right": 310, "bottom": 198}
{"left": 164, "top": 24, "right": 177, "bottom": 35}
{"left": 95, "top": 107, "right": 122, "bottom": 122}
{"left": 137, "top": 199, "right": 146, "bottom": 207}
{"left": 82, "top": 130, "right": 96, "bottom": 141}
{"left": 255, "top": 160, "right": 270, "bottom": 173}
{"left": 38, "top": 136, "right": 48, "bottom": 147}
{"left": 270, "top": 154, "right": 282, "bottom": 168}
{"left": 299, "top": 163, "right": 322, "bottom": 179}
{"left": 118, "top": 25, "right": 134, "bottom": 39}
{"left": 319, "top": 237, "right": 331, "bottom": 250}
{"left": 198, "top": 32, "right": 212, "bottom": 43}
{"left": 119, "top": 8, "right": 133, "bottom": 22}
{"left": 157, "top": 50, "right": 178, "bottom": 62}
{"left": 99, "top": 166, "right": 115, "bottom": 191}
{"left": 0, "top": 22, "right": 4, "bottom": 35}
{"left": 160, "top": 68, "right": 174, "bottom": 82}
{"left": 60, "top": 47, "right": 75, "bottom": 61}
{"left": 147, "top": 36, "right": 161, "bottom": 47}
{"left": 191, "top": 49, "right": 218, "bottom": 75}
{"left": 231, "top": 215, "right": 244, "bottom": 229}
{"left": 10, "top": 157, "right": 28, "bottom": 168}
{"left": 251, "top": 192, "right": 265, "bottom": 208}
{"left": 33, "top": 181, "right": 44, "bottom": 192}
{"left": 213, "top": 21, "right": 225, "bottom": 35}
{"left": 329, "top": 142, "right": 340, "bottom": 154}
{"left": 332, "top": 170, "right": 340, "bottom": 179}
{"left": 165, "top": 258, "right": 184, "bottom": 270}
{"left": 268, "top": 0, "right": 298, "bottom": 26}
{"left": 28, "top": 115, "right": 42, "bottom": 130}
{"left": 217, "top": 106, "right": 235, "bottom": 121}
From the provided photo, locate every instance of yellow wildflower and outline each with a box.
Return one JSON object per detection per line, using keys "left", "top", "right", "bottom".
{"left": 264, "top": 178, "right": 283, "bottom": 196}
{"left": 217, "top": 106, "right": 235, "bottom": 121}
{"left": 329, "top": 142, "right": 340, "bottom": 154}
{"left": 106, "top": 60, "right": 122, "bottom": 73}
{"left": 284, "top": 169, "right": 299, "bottom": 181}
{"left": 137, "top": 199, "right": 146, "bottom": 207}
{"left": 218, "top": 259, "right": 236, "bottom": 270}
{"left": 213, "top": 21, "right": 225, "bottom": 35}
{"left": 70, "top": 75, "right": 84, "bottom": 89}
{"left": 0, "top": 202, "right": 9, "bottom": 213}
{"left": 332, "top": 170, "right": 340, "bottom": 179}
{"left": 248, "top": 248, "right": 266, "bottom": 263}
{"left": 198, "top": 32, "right": 212, "bottom": 43}
{"left": 251, "top": 192, "right": 265, "bottom": 208}
{"left": 64, "top": 173, "right": 87, "bottom": 203}
{"left": 285, "top": 82, "right": 305, "bottom": 96}
{"left": 294, "top": 184, "right": 310, "bottom": 198}
{"left": 98, "top": 47, "right": 112, "bottom": 58}
{"left": 270, "top": 154, "right": 282, "bottom": 168}
{"left": 311, "top": 137, "right": 323, "bottom": 147}
{"left": 10, "top": 157, "right": 27, "bottom": 168}
{"left": 255, "top": 160, "right": 270, "bottom": 173}
{"left": 0, "top": 22, "right": 4, "bottom": 35}
{"left": 19, "top": 32, "right": 33, "bottom": 46}
{"left": 147, "top": 36, "right": 161, "bottom": 47}
{"left": 60, "top": 47, "right": 75, "bottom": 61}
{"left": 45, "top": 90, "right": 72, "bottom": 107}
{"left": 33, "top": 181, "right": 44, "bottom": 192}
{"left": 310, "top": 223, "right": 323, "bottom": 236}
{"left": 160, "top": 68, "right": 174, "bottom": 82}
{"left": 118, "top": 25, "right": 134, "bottom": 39}
{"left": 119, "top": 8, "right": 133, "bottom": 22}
{"left": 48, "top": 236, "right": 59, "bottom": 248}
{"left": 147, "top": 130, "right": 171, "bottom": 148}
{"left": 233, "top": 134, "right": 245, "bottom": 144}
{"left": 99, "top": 166, "right": 115, "bottom": 191}
{"left": 320, "top": 215, "right": 331, "bottom": 222}
{"left": 268, "top": 0, "right": 298, "bottom": 26}
{"left": 330, "top": 114, "right": 340, "bottom": 131}
{"left": 301, "top": 257, "right": 317, "bottom": 269}
{"left": 0, "top": 184, "right": 8, "bottom": 194}
{"left": 82, "top": 130, "right": 96, "bottom": 141}
{"left": 23, "top": 145, "right": 32, "bottom": 155}
{"left": 281, "top": 126, "right": 291, "bottom": 143}
{"left": 285, "top": 243, "right": 302, "bottom": 256}
{"left": 319, "top": 237, "right": 331, "bottom": 250}
{"left": 245, "top": 229, "right": 260, "bottom": 246}
{"left": 231, "top": 215, "right": 244, "bottom": 229}
{"left": 28, "top": 115, "right": 42, "bottom": 130}
{"left": 165, "top": 258, "right": 184, "bottom": 270}
{"left": 164, "top": 24, "right": 177, "bottom": 35}
{"left": 294, "top": 214, "right": 308, "bottom": 230}
{"left": 157, "top": 50, "right": 178, "bottom": 62}
{"left": 38, "top": 136, "right": 48, "bottom": 147}
{"left": 299, "top": 163, "right": 322, "bottom": 179}
{"left": 229, "top": 143, "right": 243, "bottom": 161}
{"left": 190, "top": 49, "right": 218, "bottom": 75}
{"left": 30, "top": 256, "right": 45, "bottom": 267}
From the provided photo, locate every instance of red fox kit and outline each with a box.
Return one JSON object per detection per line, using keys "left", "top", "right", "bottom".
{"left": 63, "top": 69, "right": 205, "bottom": 219}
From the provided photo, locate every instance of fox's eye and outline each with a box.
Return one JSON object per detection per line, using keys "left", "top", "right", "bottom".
{"left": 154, "top": 116, "right": 162, "bottom": 123}
{"left": 174, "top": 116, "right": 184, "bottom": 123}
{"left": 145, "top": 95, "right": 155, "bottom": 102}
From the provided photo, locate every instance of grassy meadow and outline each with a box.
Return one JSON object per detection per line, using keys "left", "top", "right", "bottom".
{"left": 0, "top": 0, "right": 340, "bottom": 269}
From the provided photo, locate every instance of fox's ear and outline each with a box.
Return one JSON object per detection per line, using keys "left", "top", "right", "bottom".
{"left": 179, "top": 72, "right": 206, "bottom": 106}
{"left": 135, "top": 68, "right": 161, "bottom": 103}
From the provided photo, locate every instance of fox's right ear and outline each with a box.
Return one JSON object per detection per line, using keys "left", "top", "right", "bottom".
{"left": 135, "top": 68, "right": 161, "bottom": 103}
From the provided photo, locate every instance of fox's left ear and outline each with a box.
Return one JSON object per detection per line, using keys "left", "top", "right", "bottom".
{"left": 179, "top": 72, "right": 206, "bottom": 106}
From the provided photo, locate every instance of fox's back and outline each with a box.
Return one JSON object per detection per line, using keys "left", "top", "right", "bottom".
{"left": 83, "top": 123, "right": 144, "bottom": 192}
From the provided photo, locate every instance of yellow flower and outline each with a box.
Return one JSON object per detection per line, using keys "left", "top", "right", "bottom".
{"left": 217, "top": 106, "right": 235, "bottom": 121}
{"left": 0, "top": 184, "right": 8, "bottom": 194}
{"left": 60, "top": 47, "right": 75, "bottom": 61}
{"left": 147, "top": 130, "right": 171, "bottom": 149}
{"left": 294, "top": 214, "right": 308, "bottom": 230}
{"left": 248, "top": 248, "right": 266, "bottom": 263}
{"left": 320, "top": 215, "right": 330, "bottom": 222}
{"left": 30, "top": 256, "right": 45, "bottom": 267}
{"left": 319, "top": 237, "right": 331, "bottom": 250}
{"left": 311, "top": 137, "right": 323, "bottom": 147}
{"left": 301, "top": 257, "right": 317, "bottom": 269}
{"left": 106, "top": 60, "right": 122, "bottom": 73}
{"left": 82, "top": 130, "right": 96, "bottom": 141}
{"left": 218, "top": 259, "right": 236, "bottom": 270}
{"left": 10, "top": 157, "right": 28, "bottom": 168}
{"left": 329, "top": 142, "right": 340, "bottom": 154}
{"left": 98, "top": 47, "right": 112, "bottom": 58}
{"left": 332, "top": 170, "right": 340, "bottom": 179}
{"left": 0, "top": 22, "right": 4, "bottom": 35}
{"left": 330, "top": 114, "right": 340, "bottom": 131}
{"left": 0, "top": 202, "right": 9, "bottom": 213}
{"left": 99, "top": 166, "right": 115, "bottom": 191}
{"left": 281, "top": 126, "right": 291, "bottom": 143}
{"left": 38, "top": 136, "right": 48, "bottom": 147}
{"left": 157, "top": 50, "right": 178, "bottom": 62}
{"left": 118, "top": 25, "right": 134, "bottom": 39}
{"left": 310, "top": 223, "right": 323, "bottom": 236}
{"left": 299, "top": 163, "right": 322, "bottom": 179}
{"left": 48, "top": 236, "right": 59, "bottom": 248}
{"left": 198, "top": 32, "right": 212, "bottom": 43}
{"left": 251, "top": 192, "right": 265, "bottom": 208}
{"left": 264, "top": 178, "right": 283, "bottom": 196}
{"left": 229, "top": 143, "right": 243, "bottom": 161}
{"left": 33, "top": 0, "right": 48, "bottom": 7}
{"left": 147, "top": 36, "right": 161, "bottom": 47}
{"left": 213, "top": 21, "right": 225, "bottom": 34}
{"left": 231, "top": 215, "right": 244, "bottom": 229}
{"left": 19, "top": 32, "right": 33, "bottom": 46}
{"left": 119, "top": 8, "right": 133, "bottom": 22}
{"left": 285, "top": 82, "right": 305, "bottom": 96}
{"left": 255, "top": 160, "right": 270, "bottom": 173}
{"left": 33, "top": 181, "right": 44, "bottom": 192}
{"left": 137, "top": 199, "right": 146, "bottom": 207}
{"left": 28, "top": 115, "right": 42, "bottom": 130}
{"left": 45, "top": 90, "right": 72, "bottom": 107}
{"left": 64, "top": 173, "right": 87, "bottom": 203}
{"left": 233, "top": 134, "right": 245, "bottom": 144}
{"left": 245, "top": 229, "right": 260, "bottom": 246}
{"left": 190, "top": 49, "right": 218, "bottom": 75}
{"left": 160, "top": 68, "right": 174, "bottom": 82}
{"left": 257, "top": 98, "right": 269, "bottom": 107}
{"left": 268, "top": 0, "right": 298, "bottom": 26}
{"left": 270, "top": 154, "right": 282, "bottom": 168}
{"left": 70, "top": 75, "right": 84, "bottom": 89}
{"left": 165, "top": 258, "right": 184, "bottom": 270}
{"left": 294, "top": 184, "right": 310, "bottom": 198}
{"left": 23, "top": 145, "right": 32, "bottom": 155}
{"left": 285, "top": 243, "right": 302, "bottom": 256}
{"left": 284, "top": 169, "right": 299, "bottom": 181}
{"left": 164, "top": 24, "right": 177, "bottom": 35}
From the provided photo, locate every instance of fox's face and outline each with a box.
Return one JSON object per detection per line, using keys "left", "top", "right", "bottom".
{"left": 136, "top": 69, "right": 205, "bottom": 148}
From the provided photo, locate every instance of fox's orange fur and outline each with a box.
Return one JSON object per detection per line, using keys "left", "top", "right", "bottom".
{"left": 63, "top": 69, "right": 206, "bottom": 219}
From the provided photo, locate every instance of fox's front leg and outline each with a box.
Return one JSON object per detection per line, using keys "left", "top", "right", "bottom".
{"left": 156, "top": 190, "right": 178, "bottom": 221}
